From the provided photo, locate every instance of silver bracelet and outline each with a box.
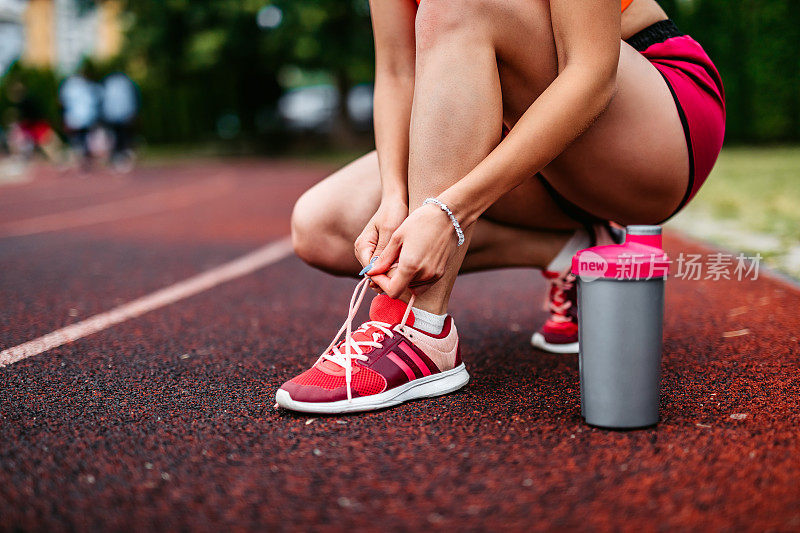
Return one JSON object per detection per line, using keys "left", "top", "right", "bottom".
{"left": 423, "top": 197, "right": 465, "bottom": 247}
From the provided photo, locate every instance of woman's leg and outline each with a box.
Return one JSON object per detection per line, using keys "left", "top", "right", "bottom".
{"left": 404, "top": 1, "right": 517, "bottom": 312}
{"left": 291, "top": 152, "right": 381, "bottom": 276}
{"left": 402, "top": 0, "right": 689, "bottom": 314}
{"left": 291, "top": 151, "right": 581, "bottom": 277}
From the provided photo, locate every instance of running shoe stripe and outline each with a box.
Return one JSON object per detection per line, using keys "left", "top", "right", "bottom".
{"left": 398, "top": 342, "right": 432, "bottom": 376}
{"left": 401, "top": 340, "right": 441, "bottom": 374}
{"left": 386, "top": 352, "right": 416, "bottom": 381}
{"left": 391, "top": 348, "right": 424, "bottom": 379}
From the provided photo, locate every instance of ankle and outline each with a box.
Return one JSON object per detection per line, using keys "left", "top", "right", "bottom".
{"left": 411, "top": 306, "right": 447, "bottom": 335}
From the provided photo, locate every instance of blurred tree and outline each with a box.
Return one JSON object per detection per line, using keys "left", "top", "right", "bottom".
{"left": 115, "top": 0, "right": 373, "bottom": 146}
{"left": 116, "top": 0, "right": 287, "bottom": 144}
{"left": 273, "top": 0, "right": 373, "bottom": 142}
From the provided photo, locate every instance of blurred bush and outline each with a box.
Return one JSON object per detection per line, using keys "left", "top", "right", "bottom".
{"left": 663, "top": 0, "right": 800, "bottom": 143}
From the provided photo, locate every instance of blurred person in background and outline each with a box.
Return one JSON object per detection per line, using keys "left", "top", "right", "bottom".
{"left": 5, "top": 80, "right": 62, "bottom": 164}
{"left": 101, "top": 72, "right": 139, "bottom": 172}
{"left": 59, "top": 70, "right": 101, "bottom": 167}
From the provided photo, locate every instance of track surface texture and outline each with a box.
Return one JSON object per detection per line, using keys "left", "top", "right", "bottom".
{"left": 1, "top": 160, "right": 798, "bottom": 532}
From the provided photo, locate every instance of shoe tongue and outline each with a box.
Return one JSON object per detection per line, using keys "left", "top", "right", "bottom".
{"left": 369, "top": 294, "right": 415, "bottom": 326}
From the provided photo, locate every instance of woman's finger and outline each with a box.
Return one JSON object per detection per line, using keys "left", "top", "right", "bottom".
{"left": 368, "top": 262, "right": 399, "bottom": 293}
{"left": 369, "top": 234, "right": 402, "bottom": 274}
{"left": 356, "top": 246, "right": 375, "bottom": 269}
{"left": 373, "top": 226, "right": 393, "bottom": 259}
{"left": 354, "top": 226, "right": 378, "bottom": 267}
{"left": 386, "top": 263, "right": 417, "bottom": 299}
{"left": 368, "top": 273, "right": 392, "bottom": 293}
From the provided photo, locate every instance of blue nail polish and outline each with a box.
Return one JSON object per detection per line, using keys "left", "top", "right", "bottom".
{"left": 359, "top": 257, "right": 378, "bottom": 276}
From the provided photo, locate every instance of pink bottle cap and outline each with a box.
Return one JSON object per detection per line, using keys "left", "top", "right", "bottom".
{"left": 572, "top": 226, "right": 670, "bottom": 281}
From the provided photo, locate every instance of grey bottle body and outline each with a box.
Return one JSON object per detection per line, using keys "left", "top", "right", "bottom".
{"left": 577, "top": 277, "right": 665, "bottom": 429}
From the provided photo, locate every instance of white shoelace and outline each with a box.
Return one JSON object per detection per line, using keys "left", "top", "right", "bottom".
{"left": 317, "top": 277, "right": 416, "bottom": 401}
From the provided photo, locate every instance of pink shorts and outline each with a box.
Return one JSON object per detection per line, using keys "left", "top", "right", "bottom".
{"left": 635, "top": 20, "right": 726, "bottom": 216}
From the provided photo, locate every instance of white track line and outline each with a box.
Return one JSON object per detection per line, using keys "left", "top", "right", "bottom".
{"left": 0, "top": 237, "right": 293, "bottom": 367}
{"left": 0, "top": 177, "right": 232, "bottom": 238}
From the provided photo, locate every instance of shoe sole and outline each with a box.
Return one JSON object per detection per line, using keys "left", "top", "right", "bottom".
{"left": 275, "top": 363, "right": 470, "bottom": 414}
{"left": 531, "top": 332, "right": 579, "bottom": 354}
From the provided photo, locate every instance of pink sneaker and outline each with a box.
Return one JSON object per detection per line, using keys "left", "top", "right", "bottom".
{"left": 531, "top": 224, "right": 623, "bottom": 354}
{"left": 276, "top": 279, "right": 469, "bottom": 414}
{"left": 531, "top": 270, "right": 579, "bottom": 353}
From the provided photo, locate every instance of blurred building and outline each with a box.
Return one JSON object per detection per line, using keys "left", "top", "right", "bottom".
{"left": 0, "top": 0, "right": 25, "bottom": 75}
{"left": 0, "top": 0, "right": 122, "bottom": 76}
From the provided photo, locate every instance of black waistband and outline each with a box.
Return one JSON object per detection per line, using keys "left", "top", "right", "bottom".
{"left": 625, "top": 19, "right": 684, "bottom": 52}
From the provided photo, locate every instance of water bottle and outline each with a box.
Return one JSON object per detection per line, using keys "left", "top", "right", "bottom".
{"left": 571, "top": 225, "right": 670, "bottom": 429}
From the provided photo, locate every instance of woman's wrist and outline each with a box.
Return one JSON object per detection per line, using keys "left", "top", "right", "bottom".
{"left": 423, "top": 198, "right": 465, "bottom": 246}
{"left": 438, "top": 184, "right": 482, "bottom": 230}
{"left": 380, "top": 180, "right": 408, "bottom": 206}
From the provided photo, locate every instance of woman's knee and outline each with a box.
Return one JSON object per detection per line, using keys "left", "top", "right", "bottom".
{"left": 415, "top": 0, "right": 486, "bottom": 51}
{"left": 416, "top": 0, "right": 554, "bottom": 74}
{"left": 291, "top": 188, "right": 354, "bottom": 273}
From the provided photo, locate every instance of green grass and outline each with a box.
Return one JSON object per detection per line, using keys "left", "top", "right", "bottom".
{"left": 669, "top": 145, "right": 800, "bottom": 278}
{"left": 689, "top": 146, "right": 800, "bottom": 241}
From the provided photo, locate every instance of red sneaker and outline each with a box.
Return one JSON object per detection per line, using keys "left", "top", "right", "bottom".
{"left": 276, "top": 279, "right": 469, "bottom": 414}
{"left": 531, "top": 269, "right": 579, "bottom": 353}
{"left": 531, "top": 223, "right": 623, "bottom": 354}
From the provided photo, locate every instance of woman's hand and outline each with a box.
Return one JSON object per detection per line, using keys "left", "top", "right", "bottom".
{"left": 368, "top": 204, "right": 460, "bottom": 298}
{"left": 354, "top": 198, "right": 409, "bottom": 268}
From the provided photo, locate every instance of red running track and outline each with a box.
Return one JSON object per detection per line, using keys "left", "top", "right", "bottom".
{"left": 1, "top": 160, "right": 798, "bottom": 531}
